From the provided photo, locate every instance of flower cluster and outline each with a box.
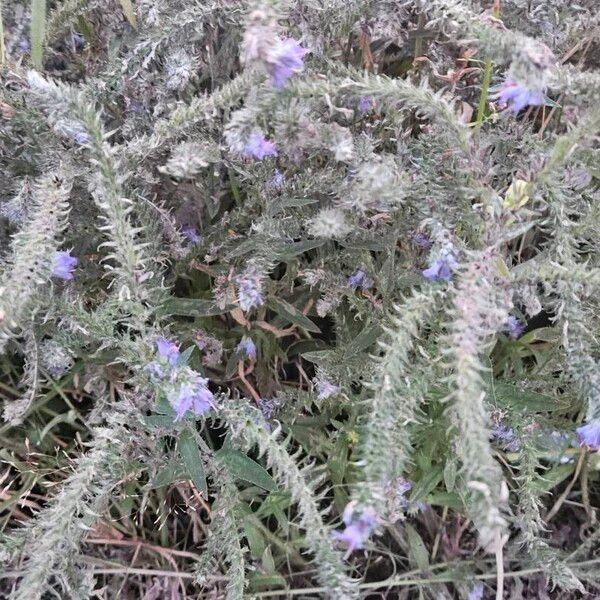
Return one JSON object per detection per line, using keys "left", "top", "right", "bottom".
{"left": 348, "top": 270, "right": 372, "bottom": 290}
{"left": 504, "top": 316, "right": 525, "bottom": 339}
{"left": 146, "top": 338, "right": 214, "bottom": 421}
{"left": 236, "top": 337, "right": 257, "bottom": 360}
{"left": 237, "top": 268, "right": 264, "bottom": 311}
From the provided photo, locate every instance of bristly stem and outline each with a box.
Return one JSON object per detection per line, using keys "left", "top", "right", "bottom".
{"left": 474, "top": 0, "right": 501, "bottom": 141}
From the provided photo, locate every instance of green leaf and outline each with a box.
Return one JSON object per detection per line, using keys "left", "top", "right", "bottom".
{"left": 344, "top": 324, "right": 382, "bottom": 357}
{"left": 274, "top": 239, "right": 326, "bottom": 259}
{"left": 158, "top": 297, "right": 234, "bottom": 317}
{"left": 149, "top": 461, "right": 186, "bottom": 489}
{"left": 143, "top": 414, "right": 177, "bottom": 431}
{"left": 268, "top": 196, "right": 319, "bottom": 217}
{"left": 443, "top": 459, "right": 457, "bottom": 493}
{"left": 178, "top": 429, "right": 208, "bottom": 496}
{"left": 405, "top": 523, "right": 429, "bottom": 570}
{"left": 266, "top": 297, "right": 321, "bottom": 333}
{"left": 30, "top": 0, "right": 46, "bottom": 69}
{"left": 215, "top": 449, "right": 277, "bottom": 492}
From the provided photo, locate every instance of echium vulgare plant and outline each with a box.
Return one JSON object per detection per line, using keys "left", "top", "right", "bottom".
{"left": 1, "top": 0, "right": 600, "bottom": 598}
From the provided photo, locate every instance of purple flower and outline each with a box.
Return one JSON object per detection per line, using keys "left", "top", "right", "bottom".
{"left": 422, "top": 253, "right": 457, "bottom": 282}
{"left": 269, "top": 169, "right": 285, "bottom": 190}
{"left": 348, "top": 270, "right": 372, "bottom": 290}
{"left": 71, "top": 33, "right": 85, "bottom": 49}
{"left": 576, "top": 421, "right": 600, "bottom": 450}
{"left": 73, "top": 131, "right": 89, "bottom": 145}
{"left": 52, "top": 251, "right": 78, "bottom": 280}
{"left": 257, "top": 398, "right": 275, "bottom": 420}
{"left": 182, "top": 227, "right": 201, "bottom": 244}
{"left": 413, "top": 232, "right": 432, "bottom": 248}
{"left": 505, "top": 316, "right": 525, "bottom": 339}
{"left": 358, "top": 96, "right": 372, "bottom": 113}
{"left": 237, "top": 337, "right": 256, "bottom": 360}
{"left": 468, "top": 582, "right": 484, "bottom": 600}
{"left": 492, "top": 423, "right": 520, "bottom": 452}
{"left": 145, "top": 361, "right": 165, "bottom": 382}
{"left": 17, "top": 39, "right": 31, "bottom": 54}
{"left": 332, "top": 503, "right": 377, "bottom": 557}
{"left": 316, "top": 381, "right": 339, "bottom": 400}
{"left": 267, "top": 38, "right": 308, "bottom": 89}
{"left": 237, "top": 269, "right": 264, "bottom": 311}
{"left": 243, "top": 131, "right": 277, "bottom": 160}
{"left": 169, "top": 375, "right": 214, "bottom": 421}
{"left": 496, "top": 78, "right": 545, "bottom": 114}
{"left": 156, "top": 337, "right": 181, "bottom": 367}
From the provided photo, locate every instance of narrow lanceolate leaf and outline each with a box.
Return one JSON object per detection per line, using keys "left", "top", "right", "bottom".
{"left": 30, "top": 0, "right": 46, "bottom": 69}
{"left": 215, "top": 449, "right": 277, "bottom": 492}
{"left": 178, "top": 429, "right": 208, "bottom": 496}
{"left": 118, "top": 0, "right": 137, "bottom": 29}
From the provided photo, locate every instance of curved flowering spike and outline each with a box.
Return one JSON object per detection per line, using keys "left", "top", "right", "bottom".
{"left": 576, "top": 421, "right": 600, "bottom": 450}
{"left": 242, "top": 131, "right": 277, "bottom": 160}
{"left": 495, "top": 78, "right": 545, "bottom": 113}
{"left": 51, "top": 251, "right": 78, "bottom": 280}
{"left": 267, "top": 38, "right": 308, "bottom": 89}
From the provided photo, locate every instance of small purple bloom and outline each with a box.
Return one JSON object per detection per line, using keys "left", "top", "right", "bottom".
{"left": 268, "top": 38, "right": 308, "bottom": 89}
{"left": 71, "top": 33, "right": 85, "bottom": 49}
{"left": 496, "top": 78, "right": 545, "bottom": 114}
{"left": 576, "top": 421, "right": 600, "bottom": 450}
{"left": 237, "top": 269, "right": 264, "bottom": 311}
{"left": 468, "top": 582, "right": 484, "bottom": 600}
{"left": 332, "top": 503, "right": 377, "bottom": 557}
{"left": 358, "top": 96, "right": 372, "bottom": 113}
{"left": 156, "top": 337, "right": 180, "bottom": 367}
{"left": 505, "top": 316, "right": 525, "bottom": 339}
{"left": 237, "top": 337, "right": 257, "bottom": 360}
{"left": 492, "top": 423, "right": 520, "bottom": 452}
{"left": 169, "top": 375, "right": 214, "bottom": 421}
{"left": 145, "top": 361, "right": 165, "bottom": 382}
{"left": 422, "top": 253, "right": 457, "bottom": 282}
{"left": 316, "top": 381, "right": 339, "bottom": 400}
{"left": 52, "top": 251, "right": 78, "bottom": 280}
{"left": 257, "top": 398, "right": 275, "bottom": 420}
{"left": 243, "top": 131, "right": 277, "bottom": 160}
{"left": 73, "top": 131, "right": 89, "bottom": 145}
{"left": 348, "top": 270, "right": 372, "bottom": 290}
{"left": 413, "top": 232, "right": 432, "bottom": 248}
{"left": 269, "top": 169, "right": 285, "bottom": 190}
{"left": 16, "top": 39, "right": 31, "bottom": 54}
{"left": 182, "top": 227, "right": 201, "bottom": 244}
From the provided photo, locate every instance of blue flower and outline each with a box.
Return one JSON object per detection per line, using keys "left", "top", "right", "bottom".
{"left": 358, "top": 96, "right": 372, "bottom": 113}
{"left": 505, "top": 316, "right": 525, "bottom": 339}
{"left": 492, "top": 423, "right": 520, "bottom": 452}
{"left": 268, "top": 38, "right": 308, "bottom": 89}
{"left": 332, "top": 503, "right": 377, "bottom": 557}
{"left": 496, "top": 78, "right": 545, "bottom": 113}
{"left": 576, "top": 421, "right": 600, "bottom": 450}
{"left": 237, "top": 269, "right": 264, "bottom": 311}
{"left": 52, "top": 251, "right": 78, "bottom": 280}
{"left": 242, "top": 131, "right": 277, "bottom": 160}
{"left": 316, "top": 381, "right": 339, "bottom": 400}
{"left": 422, "top": 253, "right": 457, "bottom": 282}
{"left": 156, "top": 337, "right": 180, "bottom": 367}
{"left": 348, "top": 270, "right": 372, "bottom": 290}
{"left": 168, "top": 375, "right": 214, "bottom": 421}
{"left": 468, "top": 582, "right": 484, "bottom": 600}
{"left": 269, "top": 169, "right": 285, "bottom": 190}
{"left": 182, "top": 227, "right": 201, "bottom": 244}
{"left": 145, "top": 361, "right": 165, "bottom": 382}
{"left": 413, "top": 232, "right": 432, "bottom": 248}
{"left": 237, "top": 337, "right": 257, "bottom": 360}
